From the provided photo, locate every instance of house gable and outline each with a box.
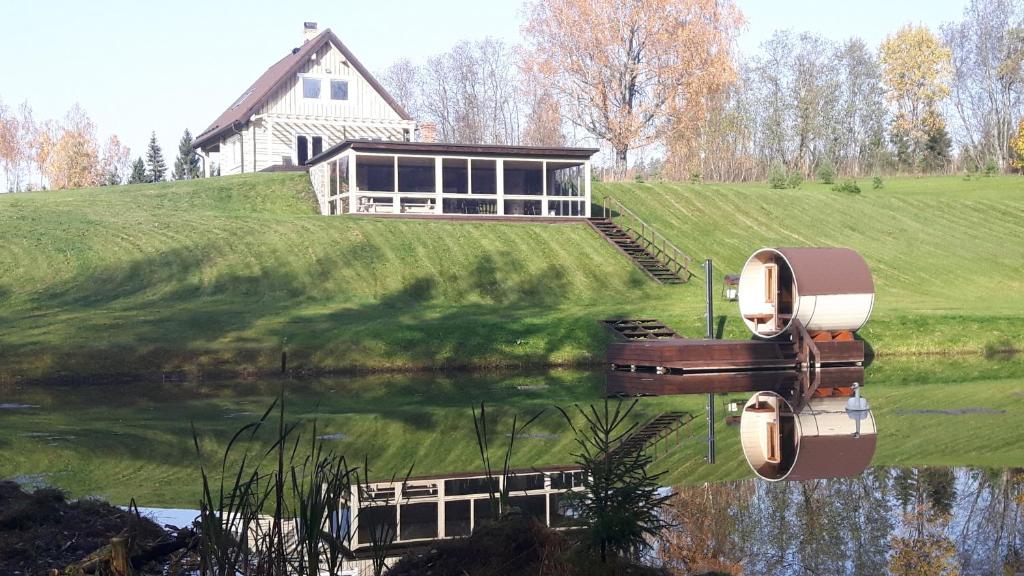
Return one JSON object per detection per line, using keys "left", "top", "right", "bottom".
{"left": 258, "top": 41, "right": 407, "bottom": 122}
{"left": 194, "top": 28, "right": 411, "bottom": 150}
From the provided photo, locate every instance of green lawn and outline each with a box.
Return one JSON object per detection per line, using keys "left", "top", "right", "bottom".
{"left": 0, "top": 173, "right": 1021, "bottom": 380}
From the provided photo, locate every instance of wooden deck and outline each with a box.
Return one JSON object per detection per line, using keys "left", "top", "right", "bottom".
{"left": 604, "top": 319, "right": 866, "bottom": 401}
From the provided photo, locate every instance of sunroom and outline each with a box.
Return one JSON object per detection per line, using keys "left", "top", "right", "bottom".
{"left": 307, "top": 141, "right": 597, "bottom": 219}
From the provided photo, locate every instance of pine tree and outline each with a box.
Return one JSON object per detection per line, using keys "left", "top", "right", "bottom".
{"left": 145, "top": 131, "right": 166, "bottom": 182}
{"left": 172, "top": 128, "right": 202, "bottom": 180}
{"left": 129, "top": 157, "right": 148, "bottom": 184}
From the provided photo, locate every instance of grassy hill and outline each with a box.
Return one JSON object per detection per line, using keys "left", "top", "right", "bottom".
{"left": 0, "top": 172, "right": 1021, "bottom": 381}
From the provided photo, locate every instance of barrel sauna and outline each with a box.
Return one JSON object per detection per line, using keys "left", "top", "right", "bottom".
{"left": 738, "top": 247, "right": 875, "bottom": 338}
{"left": 739, "top": 391, "right": 876, "bottom": 481}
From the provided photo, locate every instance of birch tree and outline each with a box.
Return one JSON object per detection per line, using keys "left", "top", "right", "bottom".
{"left": 523, "top": 0, "right": 743, "bottom": 176}
{"left": 880, "top": 25, "right": 953, "bottom": 170}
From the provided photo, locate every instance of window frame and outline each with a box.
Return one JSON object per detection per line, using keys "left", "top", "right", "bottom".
{"left": 330, "top": 79, "right": 349, "bottom": 101}
{"left": 301, "top": 77, "right": 322, "bottom": 100}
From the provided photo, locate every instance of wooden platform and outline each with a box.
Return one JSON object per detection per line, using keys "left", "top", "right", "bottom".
{"left": 604, "top": 319, "right": 866, "bottom": 404}
{"left": 607, "top": 338, "right": 864, "bottom": 372}
{"left": 601, "top": 319, "right": 683, "bottom": 340}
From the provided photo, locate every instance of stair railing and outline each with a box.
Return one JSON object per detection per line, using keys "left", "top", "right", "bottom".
{"left": 602, "top": 196, "right": 697, "bottom": 282}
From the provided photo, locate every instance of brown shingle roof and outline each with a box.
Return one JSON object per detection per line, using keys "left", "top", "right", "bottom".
{"left": 193, "top": 29, "right": 412, "bottom": 149}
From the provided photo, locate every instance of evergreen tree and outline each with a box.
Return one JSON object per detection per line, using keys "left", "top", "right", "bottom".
{"left": 172, "top": 128, "right": 202, "bottom": 180}
{"left": 145, "top": 131, "right": 167, "bottom": 182}
{"left": 921, "top": 123, "right": 953, "bottom": 173}
{"left": 129, "top": 157, "right": 148, "bottom": 184}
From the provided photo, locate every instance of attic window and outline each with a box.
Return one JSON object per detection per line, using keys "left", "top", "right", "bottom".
{"left": 230, "top": 88, "right": 255, "bottom": 109}
{"left": 330, "top": 80, "right": 349, "bottom": 101}
{"left": 303, "top": 77, "right": 322, "bottom": 99}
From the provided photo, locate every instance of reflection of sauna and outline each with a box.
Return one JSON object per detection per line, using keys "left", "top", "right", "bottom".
{"left": 740, "top": 391, "right": 877, "bottom": 481}
{"left": 738, "top": 248, "right": 875, "bottom": 338}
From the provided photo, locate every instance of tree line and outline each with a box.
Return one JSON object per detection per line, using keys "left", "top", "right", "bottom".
{"left": 380, "top": 0, "right": 1024, "bottom": 180}
{"left": 0, "top": 101, "right": 203, "bottom": 192}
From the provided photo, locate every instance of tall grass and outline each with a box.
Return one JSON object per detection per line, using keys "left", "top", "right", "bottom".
{"left": 191, "top": 391, "right": 358, "bottom": 575}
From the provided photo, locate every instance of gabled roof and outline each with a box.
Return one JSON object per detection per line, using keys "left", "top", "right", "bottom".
{"left": 193, "top": 29, "right": 412, "bottom": 149}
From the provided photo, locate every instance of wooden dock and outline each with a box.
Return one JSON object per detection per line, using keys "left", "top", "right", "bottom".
{"left": 605, "top": 319, "right": 865, "bottom": 408}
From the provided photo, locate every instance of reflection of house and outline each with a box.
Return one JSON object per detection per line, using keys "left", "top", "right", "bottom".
{"left": 307, "top": 141, "right": 596, "bottom": 218}
{"left": 193, "top": 23, "right": 415, "bottom": 175}
{"left": 342, "top": 467, "right": 585, "bottom": 553}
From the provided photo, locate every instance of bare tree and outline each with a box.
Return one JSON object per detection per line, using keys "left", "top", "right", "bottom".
{"left": 943, "top": 0, "right": 1024, "bottom": 170}
{"left": 522, "top": 89, "right": 565, "bottom": 147}
{"left": 523, "top": 0, "right": 743, "bottom": 177}
{"left": 378, "top": 58, "right": 421, "bottom": 121}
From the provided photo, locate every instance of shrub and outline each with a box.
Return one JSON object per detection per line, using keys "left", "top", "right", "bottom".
{"left": 786, "top": 170, "right": 804, "bottom": 189}
{"left": 832, "top": 179, "right": 862, "bottom": 194}
{"left": 768, "top": 167, "right": 789, "bottom": 189}
{"left": 816, "top": 161, "right": 836, "bottom": 184}
{"left": 689, "top": 171, "right": 702, "bottom": 184}
{"left": 984, "top": 158, "right": 999, "bottom": 177}
{"left": 872, "top": 175, "right": 884, "bottom": 189}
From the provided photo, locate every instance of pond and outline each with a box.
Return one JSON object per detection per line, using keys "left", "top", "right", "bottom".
{"left": 1, "top": 356, "right": 1023, "bottom": 573}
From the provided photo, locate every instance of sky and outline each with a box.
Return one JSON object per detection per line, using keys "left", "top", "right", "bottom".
{"left": 0, "top": 0, "right": 971, "bottom": 174}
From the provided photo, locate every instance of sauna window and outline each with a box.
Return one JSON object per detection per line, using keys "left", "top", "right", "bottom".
{"left": 764, "top": 264, "right": 778, "bottom": 304}
{"left": 765, "top": 421, "right": 781, "bottom": 464}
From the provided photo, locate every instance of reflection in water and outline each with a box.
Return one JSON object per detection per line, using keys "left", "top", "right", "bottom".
{"left": 660, "top": 467, "right": 1024, "bottom": 575}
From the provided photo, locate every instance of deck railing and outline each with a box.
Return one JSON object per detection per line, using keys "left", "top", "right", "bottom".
{"left": 601, "top": 196, "right": 697, "bottom": 282}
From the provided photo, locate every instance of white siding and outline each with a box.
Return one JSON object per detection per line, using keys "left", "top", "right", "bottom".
{"left": 259, "top": 42, "right": 406, "bottom": 121}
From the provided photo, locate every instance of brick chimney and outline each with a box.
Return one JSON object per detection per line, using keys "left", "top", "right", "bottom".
{"left": 418, "top": 122, "right": 438, "bottom": 143}
{"left": 303, "top": 22, "right": 319, "bottom": 43}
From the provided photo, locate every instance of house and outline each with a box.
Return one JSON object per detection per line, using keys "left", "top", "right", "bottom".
{"left": 192, "top": 22, "right": 416, "bottom": 175}
{"left": 306, "top": 140, "right": 596, "bottom": 218}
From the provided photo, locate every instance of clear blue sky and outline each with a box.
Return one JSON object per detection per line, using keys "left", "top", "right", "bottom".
{"left": 0, "top": 0, "right": 969, "bottom": 167}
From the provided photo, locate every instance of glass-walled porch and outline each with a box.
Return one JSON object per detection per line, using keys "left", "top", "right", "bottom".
{"left": 311, "top": 148, "right": 592, "bottom": 218}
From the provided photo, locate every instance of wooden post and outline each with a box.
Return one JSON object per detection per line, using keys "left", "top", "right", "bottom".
{"left": 705, "top": 259, "right": 716, "bottom": 464}
{"left": 110, "top": 537, "right": 131, "bottom": 576}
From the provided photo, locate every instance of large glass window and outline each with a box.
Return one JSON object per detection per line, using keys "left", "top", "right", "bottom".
{"left": 445, "top": 477, "right": 498, "bottom": 496}
{"left": 356, "top": 504, "right": 396, "bottom": 544}
{"left": 398, "top": 156, "right": 435, "bottom": 192}
{"left": 442, "top": 158, "right": 468, "bottom": 193}
{"left": 508, "top": 495, "right": 546, "bottom": 521}
{"left": 445, "top": 500, "right": 471, "bottom": 537}
{"left": 443, "top": 198, "right": 497, "bottom": 215}
{"left": 548, "top": 162, "right": 584, "bottom": 196}
{"left": 471, "top": 159, "right": 497, "bottom": 194}
{"left": 549, "top": 199, "right": 585, "bottom": 217}
{"left": 504, "top": 199, "right": 542, "bottom": 216}
{"left": 356, "top": 155, "right": 395, "bottom": 192}
{"left": 330, "top": 79, "right": 349, "bottom": 100}
{"left": 399, "top": 502, "right": 437, "bottom": 541}
{"left": 302, "top": 77, "right": 322, "bottom": 99}
{"left": 338, "top": 156, "right": 349, "bottom": 194}
{"left": 503, "top": 161, "right": 543, "bottom": 195}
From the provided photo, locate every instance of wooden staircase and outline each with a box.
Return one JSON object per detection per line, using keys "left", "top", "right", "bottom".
{"left": 589, "top": 218, "right": 687, "bottom": 284}
{"left": 608, "top": 411, "right": 693, "bottom": 461}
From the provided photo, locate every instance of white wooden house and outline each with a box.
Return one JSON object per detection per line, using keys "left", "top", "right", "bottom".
{"left": 193, "top": 23, "right": 415, "bottom": 175}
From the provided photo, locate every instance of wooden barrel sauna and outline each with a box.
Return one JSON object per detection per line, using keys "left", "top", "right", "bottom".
{"left": 739, "top": 391, "right": 876, "bottom": 481}
{"left": 738, "top": 247, "right": 875, "bottom": 338}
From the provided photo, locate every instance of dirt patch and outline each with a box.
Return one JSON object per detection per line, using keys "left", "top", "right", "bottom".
{"left": 0, "top": 481, "right": 169, "bottom": 575}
